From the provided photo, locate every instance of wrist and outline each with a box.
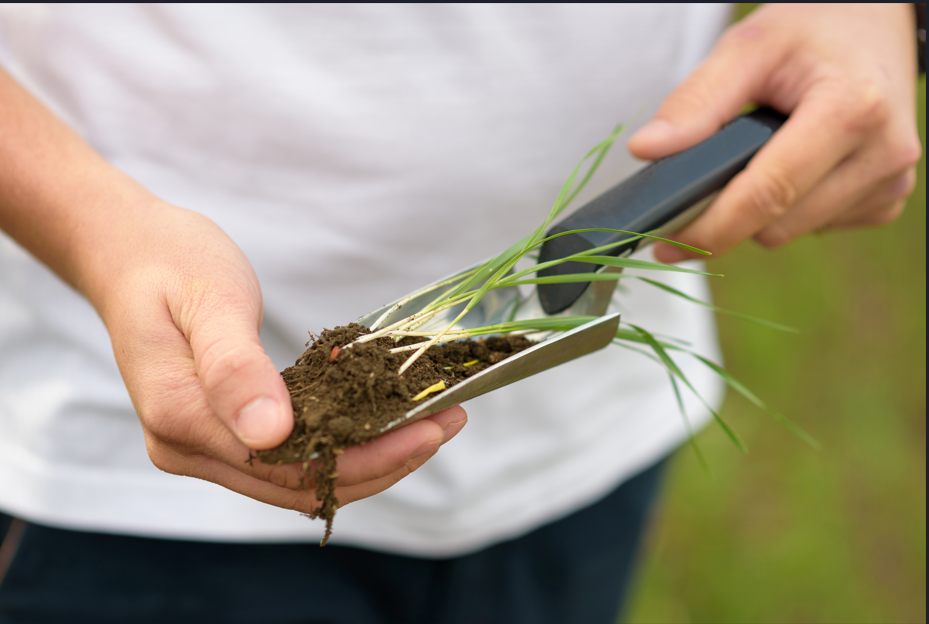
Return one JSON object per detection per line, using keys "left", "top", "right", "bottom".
{"left": 0, "top": 67, "right": 164, "bottom": 300}
{"left": 72, "top": 193, "right": 179, "bottom": 317}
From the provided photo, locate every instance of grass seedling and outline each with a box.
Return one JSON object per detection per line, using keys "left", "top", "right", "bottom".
{"left": 346, "top": 123, "right": 816, "bottom": 454}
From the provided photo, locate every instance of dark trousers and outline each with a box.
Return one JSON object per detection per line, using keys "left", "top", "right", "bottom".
{"left": 0, "top": 459, "right": 665, "bottom": 624}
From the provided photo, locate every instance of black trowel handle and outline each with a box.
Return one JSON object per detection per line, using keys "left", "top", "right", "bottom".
{"left": 537, "top": 107, "right": 787, "bottom": 314}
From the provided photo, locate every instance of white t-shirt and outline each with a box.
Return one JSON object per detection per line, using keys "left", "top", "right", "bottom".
{"left": 0, "top": 4, "right": 729, "bottom": 557}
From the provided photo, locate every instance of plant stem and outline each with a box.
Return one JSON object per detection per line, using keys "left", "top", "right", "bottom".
{"left": 388, "top": 334, "right": 473, "bottom": 353}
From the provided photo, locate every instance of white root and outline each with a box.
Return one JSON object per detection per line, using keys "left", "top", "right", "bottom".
{"left": 350, "top": 316, "right": 418, "bottom": 345}
{"left": 390, "top": 330, "right": 469, "bottom": 337}
{"left": 351, "top": 298, "right": 463, "bottom": 347}
{"left": 367, "top": 302, "right": 407, "bottom": 333}
{"left": 368, "top": 273, "right": 473, "bottom": 330}
{"left": 388, "top": 333, "right": 471, "bottom": 353}
{"left": 348, "top": 310, "right": 434, "bottom": 347}
{"left": 397, "top": 307, "right": 470, "bottom": 374}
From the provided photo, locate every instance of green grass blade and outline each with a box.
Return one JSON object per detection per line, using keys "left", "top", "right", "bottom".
{"left": 428, "top": 235, "right": 532, "bottom": 310}
{"left": 665, "top": 370, "right": 709, "bottom": 472}
{"left": 614, "top": 330, "right": 813, "bottom": 450}
{"left": 496, "top": 273, "right": 632, "bottom": 287}
{"left": 466, "top": 316, "right": 597, "bottom": 335}
{"left": 442, "top": 115, "right": 695, "bottom": 317}
{"left": 611, "top": 339, "right": 661, "bottom": 360}
{"left": 529, "top": 123, "right": 627, "bottom": 249}
{"left": 462, "top": 251, "right": 532, "bottom": 315}
{"left": 613, "top": 340, "right": 708, "bottom": 471}
{"left": 561, "top": 123, "right": 624, "bottom": 209}
{"left": 691, "top": 354, "right": 821, "bottom": 450}
{"left": 613, "top": 327, "right": 652, "bottom": 344}
{"left": 499, "top": 250, "right": 720, "bottom": 287}
{"left": 650, "top": 333, "right": 694, "bottom": 347}
{"left": 628, "top": 323, "right": 748, "bottom": 453}
{"left": 413, "top": 268, "right": 485, "bottom": 313}
{"left": 579, "top": 256, "right": 721, "bottom": 276}
{"left": 636, "top": 277, "right": 799, "bottom": 333}
{"left": 532, "top": 228, "right": 711, "bottom": 256}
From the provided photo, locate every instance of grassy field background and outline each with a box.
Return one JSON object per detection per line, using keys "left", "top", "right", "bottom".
{"left": 623, "top": 6, "right": 926, "bottom": 624}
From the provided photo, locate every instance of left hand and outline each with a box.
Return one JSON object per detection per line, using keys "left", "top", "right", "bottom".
{"left": 628, "top": 3, "right": 922, "bottom": 263}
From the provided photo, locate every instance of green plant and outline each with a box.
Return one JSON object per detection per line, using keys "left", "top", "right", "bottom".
{"left": 348, "top": 124, "right": 817, "bottom": 456}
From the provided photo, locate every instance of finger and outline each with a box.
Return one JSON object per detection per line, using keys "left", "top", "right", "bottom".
{"left": 333, "top": 446, "right": 440, "bottom": 506}
{"left": 422, "top": 405, "right": 468, "bottom": 443}
{"left": 153, "top": 439, "right": 417, "bottom": 516}
{"left": 825, "top": 198, "right": 906, "bottom": 231}
{"left": 151, "top": 411, "right": 445, "bottom": 492}
{"left": 175, "top": 450, "right": 325, "bottom": 514}
{"left": 830, "top": 167, "right": 917, "bottom": 226}
{"left": 235, "top": 406, "right": 464, "bottom": 488}
{"left": 244, "top": 405, "right": 465, "bottom": 489}
{"left": 182, "top": 287, "right": 294, "bottom": 451}
{"left": 628, "top": 19, "right": 782, "bottom": 160}
{"left": 211, "top": 442, "right": 439, "bottom": 516}
{"left": 333, "top": 410, "right": 469, "bottom": 505}
{"left": 754, "top": 165, "right": 917, "bottom": 248}
{"left": 142, "top": 400, "right": 308, "bottom": 489}
{"left": 149, "top": 395, "right": 465, "bottom": 493}
{"left": 152, "top": 415, "right": 454, "bottom": 514}
{"left": 822, "top": 170, "right": 913, "bottom": 230}
{"left": 653, "top": 91, "right": 872, "bottom": 263}
{"left": 330, "top": 405, "right": 466, "bottom": 487}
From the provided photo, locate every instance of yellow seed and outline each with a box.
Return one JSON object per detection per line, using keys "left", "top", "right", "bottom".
{"left": 463, "top": 359, "right": 479, "bottom": 367}
{"left": 412, "top": 380, "right": 446, "bottom": 401}
{"left": 364, "top": 423, "right": 371, "bottom": 430}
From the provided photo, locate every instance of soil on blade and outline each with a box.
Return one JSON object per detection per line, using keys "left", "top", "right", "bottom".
{"left": 256, "top": 324, "right": 534, "bottom": 545}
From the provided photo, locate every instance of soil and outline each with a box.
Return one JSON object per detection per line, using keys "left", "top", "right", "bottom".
{"left": 256, "top": 323, "right": 534, "bottom": 545}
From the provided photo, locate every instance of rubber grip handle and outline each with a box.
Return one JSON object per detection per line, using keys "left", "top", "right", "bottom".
{"left": 537, "top": 107, "right": 787, "bottom": 314}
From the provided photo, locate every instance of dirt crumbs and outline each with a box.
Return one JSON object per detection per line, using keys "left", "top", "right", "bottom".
{"left": 256, "top": 324, "right": 534, "bottom": 545}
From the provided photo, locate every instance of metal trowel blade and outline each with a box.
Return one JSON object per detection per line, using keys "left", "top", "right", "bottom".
{"left": 379, "top": 312, "right": 620, "bottom": 433}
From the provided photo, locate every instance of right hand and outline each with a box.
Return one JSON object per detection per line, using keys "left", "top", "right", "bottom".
{"left": 627, "top": 3, "right": 920, "bottom": 263}
{"left": 98, "top": 200, "right": 468, "bottom": 513}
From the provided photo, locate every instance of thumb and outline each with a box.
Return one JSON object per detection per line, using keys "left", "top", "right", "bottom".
{"left": 188, "top": 299, "right": 293, "bottom": 451}
{"left": 628, "top": 20, "right": 778, "bottom": 160}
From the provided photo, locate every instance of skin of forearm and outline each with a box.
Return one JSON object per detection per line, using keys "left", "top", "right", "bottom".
{"left": 0, "top": 67, "right": 164, "bottom": 312}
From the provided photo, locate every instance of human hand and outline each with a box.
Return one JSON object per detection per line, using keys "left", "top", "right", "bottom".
{"left": 93, "top": 201, "right": 468, "bottom": 514}
{"left": 0, "top": 66, "right": 465, "bottom": 517}
{"left": 628, "top": 3, "right": 922, "bottom": 263}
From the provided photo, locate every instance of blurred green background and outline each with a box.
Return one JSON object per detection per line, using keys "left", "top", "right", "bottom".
{"left": 623, "top": 6, "right": 927, "bottom": 624}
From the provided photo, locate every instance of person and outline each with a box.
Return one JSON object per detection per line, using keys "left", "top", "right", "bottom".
{"left": 0, "top": 4, "right": 920, "bottom": 623}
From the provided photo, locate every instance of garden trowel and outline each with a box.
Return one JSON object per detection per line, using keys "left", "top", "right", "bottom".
{"left": 356, "top": 108, "right": 787, "bottom": 432}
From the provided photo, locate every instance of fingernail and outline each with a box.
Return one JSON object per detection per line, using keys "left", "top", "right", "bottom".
{"left": 443, "top": 417, "right": 468, "bottom": 440}
{"left": 655, "top": 244, "right": 686, "bottom": 264}
{"left": 412, "top": 437, "right": 443, "bottom": 460}
{"left": 631, "top": 119, "right": 674, "bottom": 145}
{"left": 235, "top": 397, "right": 284, "bottom": 445}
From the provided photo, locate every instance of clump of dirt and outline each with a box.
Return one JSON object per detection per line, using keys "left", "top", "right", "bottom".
{"left": 256, "top": 324, "right": 534, "bottom": 545}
